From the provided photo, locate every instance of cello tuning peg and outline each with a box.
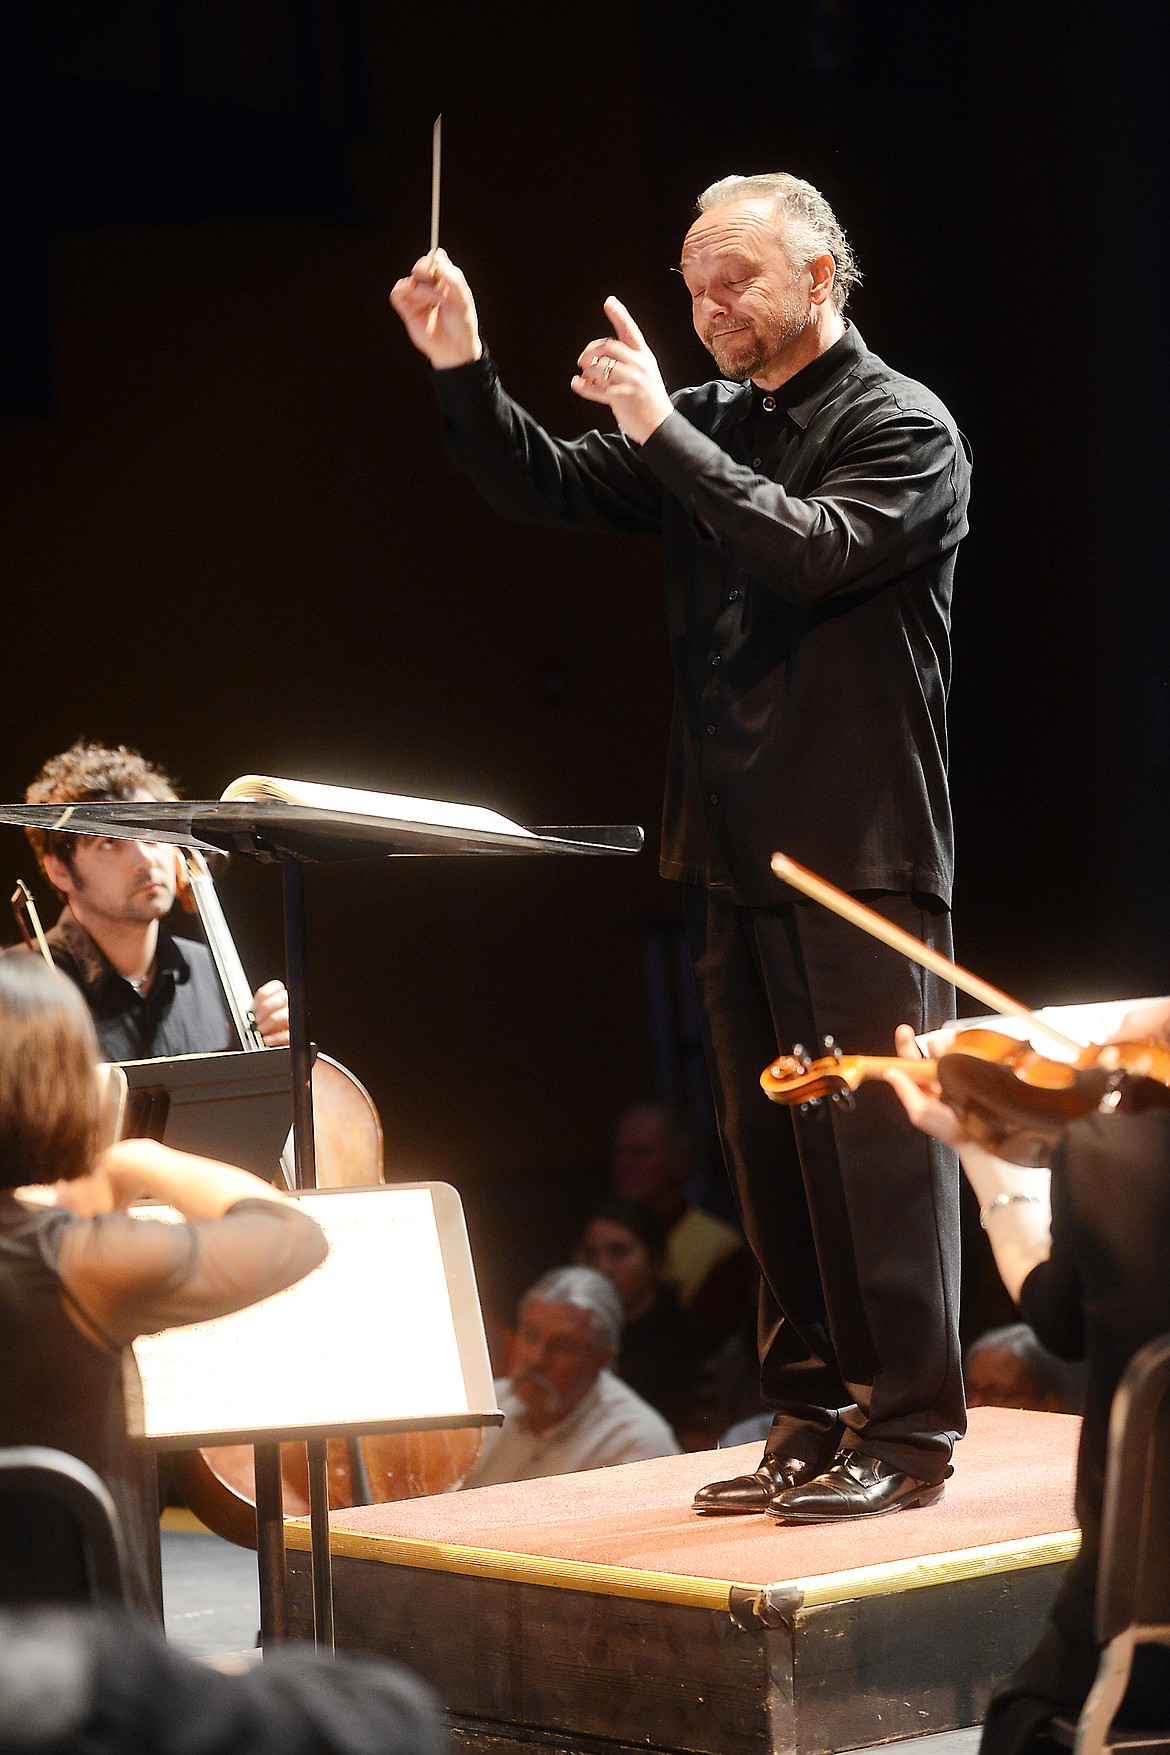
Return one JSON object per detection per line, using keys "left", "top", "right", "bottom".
{"left": 791, "top": 1042, "right": 812, "bottom": 1070}
{"left": 822, "top": 1034, "right": 841, "bottom": 1057}
{"left": 798, "top": 1099, "right": 821, "bottom": 1115}
{"left": 831, "top": 1088, "right": 856, "bottom": 1113}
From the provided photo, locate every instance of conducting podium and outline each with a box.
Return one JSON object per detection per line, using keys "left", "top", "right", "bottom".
{"left": 1, "top": 777, "right": 643, "bottom": 1646}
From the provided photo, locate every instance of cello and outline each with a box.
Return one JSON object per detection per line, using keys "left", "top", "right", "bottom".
{"left": 167, "top": 846, "right": 481, "bottom": 1541}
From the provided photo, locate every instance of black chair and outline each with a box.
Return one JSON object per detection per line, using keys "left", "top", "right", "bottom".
{"left": 0, "top": 1446, "right": 130, "bottom": 1605}
{"left": 1059, "top": 1333, "right": 1170, "bottom": 1754}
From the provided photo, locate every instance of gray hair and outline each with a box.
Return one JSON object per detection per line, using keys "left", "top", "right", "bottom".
{"left": 521, "top": 1266, "right": 623, "bottom": 1353}
{"left": 695, "top": 172, "right": 860, "bottom": 314}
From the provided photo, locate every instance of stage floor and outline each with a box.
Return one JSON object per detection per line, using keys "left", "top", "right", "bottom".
{"left": 286, "top": 1407, "right": 1080, "bottom": 1754}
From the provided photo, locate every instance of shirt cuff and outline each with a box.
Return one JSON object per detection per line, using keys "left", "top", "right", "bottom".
{"left": 433, "top": 349, "right": 498, "bottom": 432}
{"left": 640, "top": 408, "right": 724, "bottom": 505}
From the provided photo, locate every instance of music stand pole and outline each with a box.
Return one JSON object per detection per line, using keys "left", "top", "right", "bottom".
{"left": 254, "top": 1444, "right": 287, "bottom": 1645}
{"left": 278, "top": 849, "right": 336, "bottom": 1650}
{"left": 280, "top": 853, "right": 317, "bottom": 1190}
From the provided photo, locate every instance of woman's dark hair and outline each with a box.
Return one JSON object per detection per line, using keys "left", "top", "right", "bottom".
{"left": 0, "top": 957, "right": 102, "bottom": 1188}
{"left": 583, "top": 1197, "right": 669, "bottom": 1264}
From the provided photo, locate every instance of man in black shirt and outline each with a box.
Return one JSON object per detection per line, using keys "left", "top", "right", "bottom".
{"left": 390, "top": 171, "right": 971, "bottom": 1519}
{"left": 22, "top": 739, "right": 288, "bottom": 1062}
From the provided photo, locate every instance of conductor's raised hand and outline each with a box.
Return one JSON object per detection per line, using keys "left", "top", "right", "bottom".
{"left": 572, "top": 296, "right": 673, "bottom": 445}
{"left": 389, "top": 248, "right": 483, "bottom": 370}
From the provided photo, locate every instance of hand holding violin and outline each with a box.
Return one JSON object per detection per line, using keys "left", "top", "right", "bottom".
{"left": 884, "top": 1024, "right": 968, "bottom": 1150}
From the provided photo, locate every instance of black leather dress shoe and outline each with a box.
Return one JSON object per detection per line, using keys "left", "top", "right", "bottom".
{"left": 767, "top": 1449, "right": 947, "bottom": 1523}
{"left": 693, "top": 1420, "right": 844, "bottom": 1515}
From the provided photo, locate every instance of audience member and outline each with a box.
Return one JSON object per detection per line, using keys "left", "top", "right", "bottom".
{"left": 577, "top": 1198, "right": 715, "bottom": 1438}
{"left": 965, "top": 1322, "right": 1085, "bottom": 1415}
{"left": 0, "top": 1606, "right": 447, "bottom": 1755}
{"left": 610, "top": 1104, "right": 753, "bottom": 1338}
{"left": 462, "top": 1267, "right": 678, "bottom": 1488}
{"left": 0, "top": 956, "right": 326, "bottom": 1616}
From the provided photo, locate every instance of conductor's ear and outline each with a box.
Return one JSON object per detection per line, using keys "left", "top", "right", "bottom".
{"left": 807, "top": 252, "right": 836, "bottom": 309}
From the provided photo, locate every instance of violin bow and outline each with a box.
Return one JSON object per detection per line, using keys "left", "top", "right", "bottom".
{"left": 770, "top": 852, "right": 1085, "bottom": 1057}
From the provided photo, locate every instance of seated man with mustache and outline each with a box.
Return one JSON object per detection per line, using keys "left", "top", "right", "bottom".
{"left": 462, "top": 1267, "right": 679, "bottom": 1489}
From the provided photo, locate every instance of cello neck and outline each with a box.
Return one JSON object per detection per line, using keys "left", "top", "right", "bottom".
{"left": 179, "top": 849, "right": 265, "bottom": 1051}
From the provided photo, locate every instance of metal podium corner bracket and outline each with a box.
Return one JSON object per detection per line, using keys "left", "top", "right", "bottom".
{"left": 729, "top": 1582, "right": 803, "bottom": 1631}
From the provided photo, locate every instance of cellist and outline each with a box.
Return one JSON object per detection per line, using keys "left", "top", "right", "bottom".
{"left": 17, "top": 738, "right": 288, "bottom": 1060}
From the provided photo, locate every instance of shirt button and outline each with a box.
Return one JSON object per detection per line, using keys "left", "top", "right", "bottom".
{"left": 761, "top": 396, "right": 776, "bottom": 413}
{"left": 709, "top": 653, "right": 721, "bottom": 668}
{"left": 709, "top": 793, "right": 719, "bottom": 806}
{"left": 706, "top": 723, "right": 716, "bottom": 736}
{"left": 752, "top": 457, "right": 762, "bottom": 468}
{"left": 727, "top": 588, "right": 739, "bottom": 603}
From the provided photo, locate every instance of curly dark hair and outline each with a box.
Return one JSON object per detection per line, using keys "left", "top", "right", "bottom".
{"left": 25, "top": 739, "right": 177, "bottom": 883}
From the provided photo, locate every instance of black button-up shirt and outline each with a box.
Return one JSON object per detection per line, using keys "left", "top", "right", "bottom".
{"left": 436, "top": 324, "right": 970, "bottom": 907}
{"left": 45, "top": 908, "right": 234, "bottom": 1061}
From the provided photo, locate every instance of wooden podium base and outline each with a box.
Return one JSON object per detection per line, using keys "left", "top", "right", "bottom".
{"left": 283, "top": 1407, "right": 1080, "bottom": 1754}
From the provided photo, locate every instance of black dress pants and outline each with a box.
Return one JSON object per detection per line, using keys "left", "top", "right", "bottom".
{"left": 684, "top": 884, "right": 966, "bottom": 1481}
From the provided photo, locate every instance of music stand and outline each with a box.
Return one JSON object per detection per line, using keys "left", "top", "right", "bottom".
{"left": 0, "top": 792, "right": 642, "bottom": 1646}
{"left": 118, "top": 1047, "right": 295, "bottom": 1181}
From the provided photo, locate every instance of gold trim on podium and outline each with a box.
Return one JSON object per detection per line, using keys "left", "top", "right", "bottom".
{"left": 284, "top": 1520, "right": 1080, "bottom": 1614}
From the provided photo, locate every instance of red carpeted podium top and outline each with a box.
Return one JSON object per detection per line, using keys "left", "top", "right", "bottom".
{"left": 286, "top": 1406, "right": 1080, "bottom": 1612}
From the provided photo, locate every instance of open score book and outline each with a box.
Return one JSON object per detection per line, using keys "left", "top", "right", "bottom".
{"left": 220, "top": 774, "right": 535, "bottom": 839}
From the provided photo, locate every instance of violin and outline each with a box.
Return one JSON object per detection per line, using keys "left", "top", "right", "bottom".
{"left": 761, "top": 853, "right": 1170, "bottom": 1168}
{"left": 762, "top": 1027, "right": 1170, "bottom": 1167}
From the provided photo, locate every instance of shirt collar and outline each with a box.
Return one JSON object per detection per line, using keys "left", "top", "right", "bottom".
{"left": 48, "top": 907, "right": 191, "bottom": 996}
{"left": 754, "top": 322, "right": 865, "bottom": 430}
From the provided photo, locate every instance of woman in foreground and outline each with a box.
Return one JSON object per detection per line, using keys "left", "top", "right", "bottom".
{"left": 0, "top": 955, "right": 328, "bottom": 1615}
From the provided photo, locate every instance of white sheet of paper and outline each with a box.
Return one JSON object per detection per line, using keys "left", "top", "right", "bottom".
{"left": 131, "top": 1184, "right": 497, "bottom": 1445}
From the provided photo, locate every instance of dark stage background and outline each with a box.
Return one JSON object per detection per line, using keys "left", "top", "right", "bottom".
{"left": 2, "top": 1, "right": 1167, "bottom": 1323}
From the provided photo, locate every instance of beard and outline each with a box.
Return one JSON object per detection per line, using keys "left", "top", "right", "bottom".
{"left": 512, "top": 1367, "right": 566, "bottom": 1419}
{"left": 703, "top": 300, "right": 811, "bottom": 381}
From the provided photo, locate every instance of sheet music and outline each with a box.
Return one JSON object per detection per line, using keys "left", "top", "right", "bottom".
{"left": 132, "top": 1185, "right": 497, "bottom": 1444}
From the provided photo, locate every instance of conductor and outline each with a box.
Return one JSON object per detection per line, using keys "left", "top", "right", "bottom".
{"left": 390, "top": 171, "right": 971, "bottom": 1521}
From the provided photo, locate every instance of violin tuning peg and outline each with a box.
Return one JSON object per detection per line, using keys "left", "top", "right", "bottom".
{"left": 822, "top": 1034, "right": 841, "bottom": 1057}
{"left": 833, "top": 1088, "right": 856, "bottom": 1113}
{"left": 791, "top": 1042, "right": 812, "bottom": 1070}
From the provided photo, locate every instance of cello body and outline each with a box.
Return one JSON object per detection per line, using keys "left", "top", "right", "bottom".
{"left": 168, "top": 855, "right": 481, "bottom": 1541}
